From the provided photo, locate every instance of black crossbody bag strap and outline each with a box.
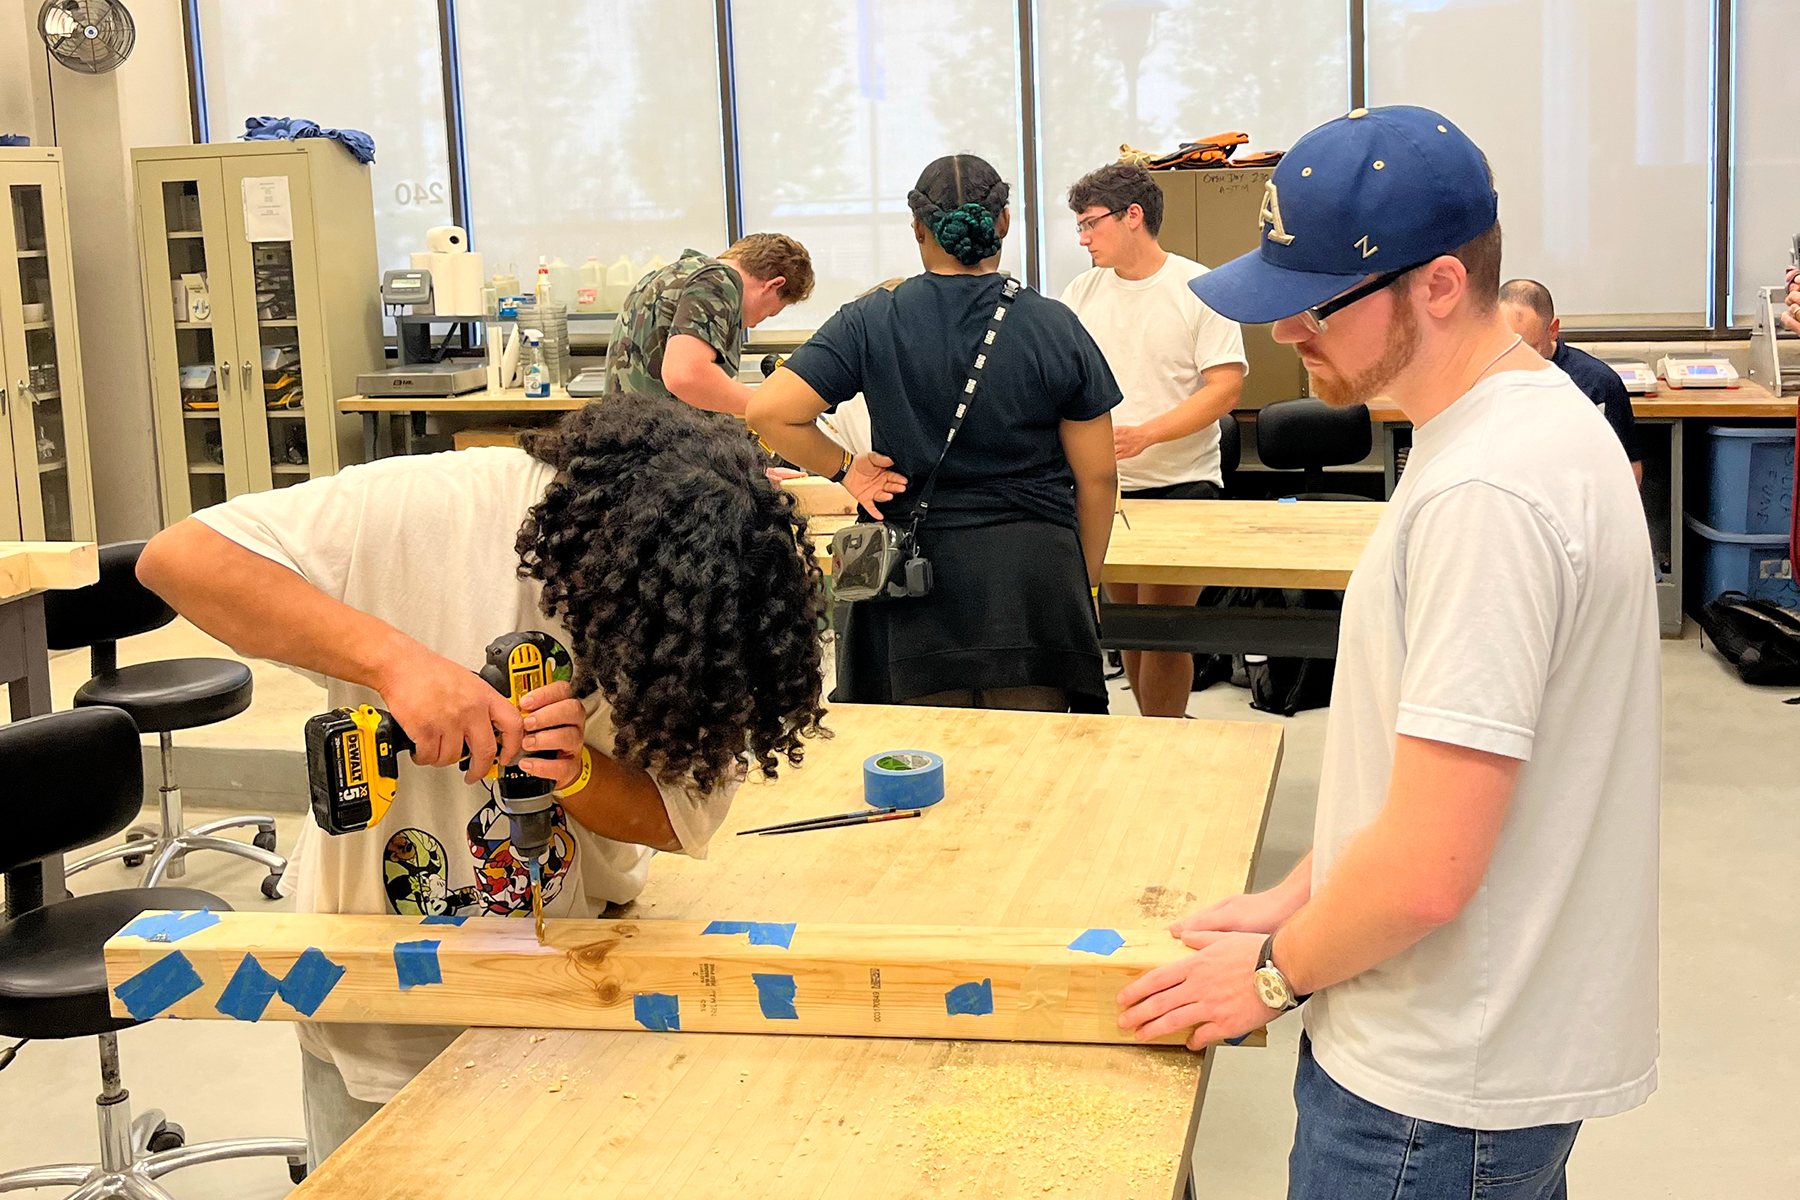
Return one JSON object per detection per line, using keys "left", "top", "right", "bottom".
{"left": 904, "top": 276, "right": 1023, "bottom": 541}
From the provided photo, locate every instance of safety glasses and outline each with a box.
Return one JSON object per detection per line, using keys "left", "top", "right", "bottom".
{"left": 1297, "top": 263, "right": 1424, "bottom": 333}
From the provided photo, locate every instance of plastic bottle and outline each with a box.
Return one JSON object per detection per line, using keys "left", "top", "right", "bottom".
{"left": 522, "top": 330, "right": 549, "bottom": 398}
{"left": 547, "top": 257, "right": 577, "bottom": 307}
{"left": 535, "top": 257, "right": 552, "bottom": 308}
{"left": 604, "top": 256, "right": 634, "bottom": 311}
{"left": 492, "top": 265, "right": 520, "bottom": 297}
{"left": 577, "top": 257, "right": 603, "bottom": 310}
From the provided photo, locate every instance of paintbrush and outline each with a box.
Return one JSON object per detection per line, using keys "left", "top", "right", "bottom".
{"left": 737, "top": 808, "right": 875, "bottom": 835}
{"left": 758, "top": 809, "right": 922, "bottom": 836}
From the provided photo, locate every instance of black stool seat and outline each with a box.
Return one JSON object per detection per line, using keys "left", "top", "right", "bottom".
{"left": 73, "top": 659, "right": 253, "bottom": 733}
{"left": 0, "top": 888, "right": 228, "bottom": 1038}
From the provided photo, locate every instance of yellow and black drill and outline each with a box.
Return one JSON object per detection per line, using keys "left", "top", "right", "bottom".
{"left": 303, "top": 631, "right": 574, "bottom": 941}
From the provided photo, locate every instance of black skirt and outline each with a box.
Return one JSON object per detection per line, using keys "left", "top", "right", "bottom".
{"left": 832, "top": 520, "right": 1108, "bottom": 711}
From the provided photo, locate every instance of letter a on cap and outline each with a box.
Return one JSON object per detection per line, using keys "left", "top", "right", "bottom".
{"left": 1259, "top": 181, "right": 1295, "bottom": 246}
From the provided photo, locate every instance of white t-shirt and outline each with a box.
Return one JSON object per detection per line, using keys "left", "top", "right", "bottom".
{"left": 197, "top": 447, "right": 738, "bottom": 1102}
{"left": 1058, "top": 253, "right": 1247, "bottom": 491}
{"left": 1304, "top": 366, "right": 1661, "bottom": 1130}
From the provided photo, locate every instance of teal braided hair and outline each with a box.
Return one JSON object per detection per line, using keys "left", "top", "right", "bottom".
{"left": 929, "top": 203, "right": 1003, "bottom": 267}
{"left": 908, "top": 154, "right": 1011, "bottom": 267}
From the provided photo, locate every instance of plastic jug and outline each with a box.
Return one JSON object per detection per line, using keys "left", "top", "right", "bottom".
{"left": 604, "top": 256, "right": 634, "bottom": 311}
{"left": 577, "top": 257, "right": 603, "bottom": 310}
{"left": 547, "top": 257, "right": 577, "bottom": 308}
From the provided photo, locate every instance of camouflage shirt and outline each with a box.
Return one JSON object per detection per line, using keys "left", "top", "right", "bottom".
{"left": 603, "top": 248, "right": 744, "bottom": 402}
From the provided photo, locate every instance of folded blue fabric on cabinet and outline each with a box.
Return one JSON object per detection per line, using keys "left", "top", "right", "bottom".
{"left": 241, "top": 116, "right": 375, "bottom": 165}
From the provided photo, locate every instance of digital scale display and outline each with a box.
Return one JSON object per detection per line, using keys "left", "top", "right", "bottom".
{"left": 1687, "top": 365, "right": 1720, "bottom": 375}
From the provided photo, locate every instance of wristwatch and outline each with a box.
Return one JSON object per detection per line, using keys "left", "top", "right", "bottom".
{"left": 828, "top": 449, "right": 853, "bottom": 484}
{"left": 1253, "top": 933, "right": 1310, "bottom": 1012}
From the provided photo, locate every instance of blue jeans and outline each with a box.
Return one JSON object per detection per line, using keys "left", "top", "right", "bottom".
{"left": 1289, "top": 1034, "right": 1581, "bottom": 1200}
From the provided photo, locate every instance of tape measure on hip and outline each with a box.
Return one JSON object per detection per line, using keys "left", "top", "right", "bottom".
{"left": 862, "top": 750, "right": 946, "bottom": 810}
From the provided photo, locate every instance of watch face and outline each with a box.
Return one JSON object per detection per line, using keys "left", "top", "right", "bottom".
{"left": 1254, "top": 967, "right": 1291, "bottom": 1010}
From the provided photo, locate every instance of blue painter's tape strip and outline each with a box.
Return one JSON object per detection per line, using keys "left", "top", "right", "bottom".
{"left": 701, "top": 920, "right": 797, "bottom": 949}
{"left": 862, "top": 750, "right": 946, "bottom": 810}
{"left": 633, "top": 992, "right": 681, "bottom": 1032}
{"left": 752, "top": 973, "right": 799, "bottom": 1020}
{"left": 277, "top": 947, "right": 347, "bottom": 1016}
{"left": 394, "top": 940, "right": 443, "bottom": 990}
{"left": 419, "top": 914, "right": 467, "bottom": 926}
{"left": 1067, "top": 928, "right": 1126, "bottom": 957}
{"left": 1224, "top": 1034, "right": 1249, "bottom": 1046}
{"left": 118, "top": 909, "right": 220, "bottom": 944}
{"left": 945, "top": 978, "right": 995, "bottom": 1017}
{"left": 214, "top": 954, "right": 282, "bottom": 1021}
{"left": 114, "top": 951, "right": 204, "bottom": 1020}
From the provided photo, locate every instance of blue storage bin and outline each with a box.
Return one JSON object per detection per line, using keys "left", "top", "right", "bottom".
{"left": 1701, "top": 425, "right": 1794, "bottom": 535}
{"left": 1684, "top": 514, "right": 1798, "bottom": 613}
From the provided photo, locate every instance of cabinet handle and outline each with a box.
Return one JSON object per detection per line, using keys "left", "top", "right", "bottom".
{"left": 0, "top": 383, "right": 7, "bottom": 417}
{"left": 220, "top": 361, "right": 231, "bottom": 392}
{"left": 243, "top": 360, "right": 253, "bottom": 393}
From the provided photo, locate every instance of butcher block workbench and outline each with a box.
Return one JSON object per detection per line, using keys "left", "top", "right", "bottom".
{"left": 293, "top": 702, "right": 1285, "bottom": 1199}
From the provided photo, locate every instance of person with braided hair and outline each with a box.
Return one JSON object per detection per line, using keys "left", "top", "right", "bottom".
{"left": 136, "top": 397, "right": 828, "bottom": 1165}
{"left": 749, "top": 154, "right": 1122, "bottom": 712}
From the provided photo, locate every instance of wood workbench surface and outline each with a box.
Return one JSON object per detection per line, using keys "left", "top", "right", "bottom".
{"left": 295, "top": 703, "right": 1285, "bottom": 1200}
{"left": 0, "top": 541, "right": 96, "bottom": 600}
{"left": 810, "top": 500, "right": 1384, "bottom": 590}
{"left": 1365, "top": 378, "right": 1795, "bottom": 423}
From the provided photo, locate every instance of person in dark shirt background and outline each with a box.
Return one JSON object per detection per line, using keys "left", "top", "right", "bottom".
{"left": 748, "top": 154, "right": 1121, "bottom": 713}
{"left": 1500, "top": 278, "right": 1643, "bottom": 487}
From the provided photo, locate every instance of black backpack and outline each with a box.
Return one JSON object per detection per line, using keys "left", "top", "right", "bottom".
{"left": 1196, "top": 586, "right": 1339, "bottom": 717}
{"left": 1696, "top": 591, "right": 1800, "bottom": 696}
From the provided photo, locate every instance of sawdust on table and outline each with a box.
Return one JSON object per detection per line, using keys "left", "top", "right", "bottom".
{"left": 888, "top": 1050, "right": 1196, "bottom": 1195}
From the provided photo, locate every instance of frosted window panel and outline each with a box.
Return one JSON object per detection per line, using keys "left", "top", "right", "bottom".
{"left": 1368, "top": 0, "right": 1710, "bottom": 327}
{"left": 458, "top": 1, "right": 729, "bottom": 294}
{"left": 732, "top": 0, "right": 1025, "bottom": 332}
{"left": 1035, "top": 0, "right": 1349, "bottom": 296}
{"left": 197, "top": 0, "right": 452, "bottom": 279}
{"left": 1731, "top": 0, "right": 1800, "bottom": 325}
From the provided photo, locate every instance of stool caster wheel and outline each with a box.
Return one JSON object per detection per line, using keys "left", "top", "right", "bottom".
{"left": 261, "top": 872, "right": 284, "bottom": 901}
{"left": 253, "top": 828, "right": 278, "bottom": 853}
{"left": 288, "top": 1155, "right": 309, "bottom": 1184}
{"left": 146, "top": 1120, "right": 185, "bottom": 1154}
{"left": 122, "top": 830, "right": 155, "bottom": 869}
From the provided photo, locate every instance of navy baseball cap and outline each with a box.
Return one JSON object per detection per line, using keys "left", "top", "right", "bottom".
{"left": 1189, "top": 106, "right": 1497, "bottom": 324}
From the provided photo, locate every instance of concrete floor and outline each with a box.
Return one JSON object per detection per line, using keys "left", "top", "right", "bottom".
{"left": 0, "top": 631, "right": 1793, "bottom": 1196}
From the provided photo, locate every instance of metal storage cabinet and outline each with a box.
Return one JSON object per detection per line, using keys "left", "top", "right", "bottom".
{"left": 133, "top": 141, "right": 381, "bottom": 520}
{"left": 1153, "top": 167, "right": 1308, "bottom": 410}
{"left": 0, "top": 147, "right": 95, "bottom": 541}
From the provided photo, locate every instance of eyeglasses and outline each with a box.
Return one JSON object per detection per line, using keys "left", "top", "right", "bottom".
{"left": 1076, "top": 209, "right": 1125, "bottom": 235}
{"left": 1296, "top": 263, "right": 1423, "bottom": 333}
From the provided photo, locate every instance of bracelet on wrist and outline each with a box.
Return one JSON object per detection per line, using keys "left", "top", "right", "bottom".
{"left": 828, "top": 449, "right": 854, "bottom": 484}
{"left": 555, "top": 745, "right": 594, "bottom": 798}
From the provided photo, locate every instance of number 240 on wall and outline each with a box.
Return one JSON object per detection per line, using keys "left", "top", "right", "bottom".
{"left": 393, "top": 181, "right": 446, "bottom": 207}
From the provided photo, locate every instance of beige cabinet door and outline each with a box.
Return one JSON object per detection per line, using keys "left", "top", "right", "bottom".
{"left": 136, "top": 156, "right": 247, "bottom": 520}
{"left": 0, "top": 165, "right": 92, "bottom": 539}
{"left": 218, "top": 155, "right": 326, "bottom": 495}
{"left": 0, "top": 309, "right": 21, "bottom": 540}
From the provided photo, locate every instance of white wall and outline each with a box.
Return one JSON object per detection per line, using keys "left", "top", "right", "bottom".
{"left": 2, "top": 0, "right": 192, "bottom": 541}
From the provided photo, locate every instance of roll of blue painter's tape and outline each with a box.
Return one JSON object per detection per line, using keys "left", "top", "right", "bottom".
{"left": 862, "top": 750, "right": 946, "bottom": 810}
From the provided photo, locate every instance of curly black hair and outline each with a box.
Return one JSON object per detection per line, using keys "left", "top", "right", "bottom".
{"left": 516, "top": 400, "right": 828, "bottom": 794}
{"left": 907, "top": 154, "right": 1010, "bottom": 266}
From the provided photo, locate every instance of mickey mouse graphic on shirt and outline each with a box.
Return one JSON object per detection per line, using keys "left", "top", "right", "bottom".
{"left": 380, "top": 796, "right": 575, "bottom": 918}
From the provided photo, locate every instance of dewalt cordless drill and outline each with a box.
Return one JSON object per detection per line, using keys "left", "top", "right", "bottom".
{"left": 303, "top": 632, "right": 574, "bottom": 936}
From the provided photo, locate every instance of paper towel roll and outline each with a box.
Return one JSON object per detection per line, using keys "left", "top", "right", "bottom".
{"left": 410, "top": 250, "right": 486, "bottom": 315}
{"left": 444, "top": 251, "right": 485, "bottom": 318}
{"left": 426, "top": 225, "right": 468, "bottom": 253}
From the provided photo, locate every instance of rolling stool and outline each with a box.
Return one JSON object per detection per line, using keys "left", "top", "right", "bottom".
{"left": 1254, "top": 397, "right": 1376, "bottom": 501}
{"left": 45, "top": 541, "right": 286, "bottom": 899}
{"left": 0, "top": 706, "right": 306, "bottom": 1197}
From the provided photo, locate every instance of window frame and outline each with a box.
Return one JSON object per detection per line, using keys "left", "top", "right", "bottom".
{"left": 182, "top": 0, "right": 1751, "bottom": 339}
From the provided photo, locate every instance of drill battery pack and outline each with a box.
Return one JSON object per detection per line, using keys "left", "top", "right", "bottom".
{"left": 304, "top": 705, "right": 411, "bottom": 835}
